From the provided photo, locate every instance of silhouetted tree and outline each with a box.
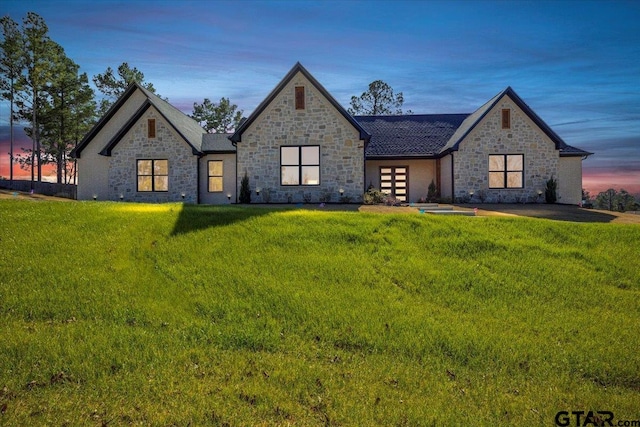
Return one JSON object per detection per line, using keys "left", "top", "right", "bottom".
{"left": 348, "top": 80, "right": 405, "bottom": 115}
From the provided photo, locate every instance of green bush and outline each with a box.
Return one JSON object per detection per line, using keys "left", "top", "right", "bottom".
{"left": 239, "top": 172, "right": 251, "bottom": 203}
{"left": 363, "top": 188, "right": 387, "bottom": 204}
{"left": 545, "top": 177, "right": 557, "bottom": 204}
{"left": 427, "top": 180, "right": 439, "bottom": 202}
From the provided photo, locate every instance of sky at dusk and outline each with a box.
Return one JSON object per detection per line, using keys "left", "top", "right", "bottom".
{"left": 1, "top": 0, "right": 639, "bottom": 195}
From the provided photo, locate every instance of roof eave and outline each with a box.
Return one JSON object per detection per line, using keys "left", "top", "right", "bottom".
{"left": 366, "top": 154, "right": 438, "bottom": 160}
{"left": 72, "top": 82, "right": 140, "bottom": 158}
{"left": 100, "top": 100, "right": 203, "bottom": 156}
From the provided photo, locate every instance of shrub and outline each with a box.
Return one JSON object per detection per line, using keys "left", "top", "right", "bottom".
{"left": 545, "top": 177, "right": 557, "bottom": 204}
{"left": 363, "top": 188, "right": 387, "bottom": 205}
{"left": 427, "top": 180, "right": 439, "bottom": 202}
{"left": 319, "top": 191, "right": 332, "bottom": 203}
{"left": 239, "top": 172, "right": 251, "bottom": 203}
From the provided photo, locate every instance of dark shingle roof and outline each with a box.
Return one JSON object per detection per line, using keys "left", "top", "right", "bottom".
{"left": 74, "top": 82, "right": 207, "bottom": 158}
{"left": 137, "top": 85, "right": 206, "bottom": 154}
{"left": 202, "top": 133, "right": 236, "bottom": 153}
{"left": 357, "top": 114, "right": 469, "bottom": 158}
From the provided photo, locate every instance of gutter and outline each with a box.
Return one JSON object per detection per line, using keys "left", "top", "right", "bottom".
{"left": 231, "top": 140, "right": 238, "bottom": 204}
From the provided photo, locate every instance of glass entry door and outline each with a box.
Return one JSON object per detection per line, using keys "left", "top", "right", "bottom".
{"left": 380, "top": 166, "right": 408, "bottom": 202}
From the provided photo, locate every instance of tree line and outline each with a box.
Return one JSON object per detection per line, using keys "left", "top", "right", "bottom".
{"left": 583, "top": 188, "right": 639, "bottom": 212}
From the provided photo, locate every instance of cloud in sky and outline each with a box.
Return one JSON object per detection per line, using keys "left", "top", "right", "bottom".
{"left": 1, "top": 0, "right": 638, "bottom": 193}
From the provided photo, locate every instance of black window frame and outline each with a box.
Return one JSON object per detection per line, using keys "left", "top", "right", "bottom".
{"left": 136, "top": 159, "right": 168, "bottom": 192}
{"left": 488, "top": 154, "right": 524, "bottom": 189}
{"left": 280, "top": 145, "right": 320, "bottom": 186}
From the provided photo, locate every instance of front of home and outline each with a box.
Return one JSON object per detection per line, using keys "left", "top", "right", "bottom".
{"left": 72, "top": 63, "right": 591, "bottom": 205}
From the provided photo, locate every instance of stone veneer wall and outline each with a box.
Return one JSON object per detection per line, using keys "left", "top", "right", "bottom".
{"left": 108, "top": 109, "right": 198, "bottom": 203}
{"left": 454, "top": 97, "right": 559, "bottom": 203}
{"left": 236, "top": 72, "right": 365, "bottom": 204}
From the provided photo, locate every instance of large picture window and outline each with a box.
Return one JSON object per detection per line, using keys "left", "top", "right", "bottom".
{"left": 208, "top": 160, "right": 223, "bottom": 192}
{"left": 489, "top": 154, "right": 523, "bottom": 188}
{"left": 137, "top": 159, "right": 168, "bottom": 192}
{"left": 281, "top": 146, "right": 320, "bottom": 186}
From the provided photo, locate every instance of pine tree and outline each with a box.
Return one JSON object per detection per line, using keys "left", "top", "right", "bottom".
{"left": 0, "top": 16, "right": 25, "bottom": 185}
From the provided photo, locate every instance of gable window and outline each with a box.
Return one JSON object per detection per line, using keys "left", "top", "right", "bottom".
{"left": 380, "top": 166, "right": 408, "bottom": 202}
{"left": 501, "top": 109, "right": 511, "bottom": 129}
{"left": 281, "top": 146, "right": 319, "bottom": 186}
{"left": 148, "top": 119, "right": 156, "bottom": 138}
{"left": 208, "top": 160, "right": 223, "bottom": 192}
{"left": 295, "top": 86, "right": 305, "bottom": 110}
{"left": 489, "top": 154, "right": 523, "bottom": 188}
{"left": 137, "top": 159, "right": 168, "bottom": 192}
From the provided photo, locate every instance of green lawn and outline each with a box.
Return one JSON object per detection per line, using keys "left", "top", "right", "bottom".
{"left": 0, "top": 201, "right": 638, "bottom": 426}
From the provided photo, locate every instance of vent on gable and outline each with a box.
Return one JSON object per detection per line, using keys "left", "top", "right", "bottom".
{"left": 295, "top": 86, "right": 305, "bottom": 110}
{"left": 148, "top": 119, "right": 156, "bottom": 138}
{"left": 501, "top": 109, "right": 510, "bottom": 129}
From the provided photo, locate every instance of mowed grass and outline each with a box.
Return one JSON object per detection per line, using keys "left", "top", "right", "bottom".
{"left": 0, "top": 201, "right": 638, "bottom": 426}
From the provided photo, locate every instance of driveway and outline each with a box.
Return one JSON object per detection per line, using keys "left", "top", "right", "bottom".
{"left": 452, "top": 203, "right": 640, "bottom": 224}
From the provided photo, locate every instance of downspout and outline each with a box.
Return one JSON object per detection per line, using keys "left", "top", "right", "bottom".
{"left": 363, "top": 139, "right": 367, "bottom": 198}
{"left": 232, "top": 141, "right": 238, "bottom": 204}
{"left": 197, "top": 153, "right": 202, "bottom": 204}
{"left": 451, "top": 152, "right": 455, "bottom": 202}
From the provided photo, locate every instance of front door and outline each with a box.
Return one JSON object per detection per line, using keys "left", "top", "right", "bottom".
{"left": 380, "top": 166, "right": 408, "bottom": 202}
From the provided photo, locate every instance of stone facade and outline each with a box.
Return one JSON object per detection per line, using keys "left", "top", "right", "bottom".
{"left": 453, "top": 96, "right": 559, "bottom": 203}
{"left": 108, "top": 109, "right": 198, "bottom": 203}
{"left": 236, "top": 71, "right": 366, "bottom": 204}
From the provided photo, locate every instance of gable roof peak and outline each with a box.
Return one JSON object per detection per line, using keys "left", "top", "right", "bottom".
{"left": 230, "top": 62, "right": 370, "bottom": 143}
{"left": 440, "top": 86, "right": 590, "bottom": 156}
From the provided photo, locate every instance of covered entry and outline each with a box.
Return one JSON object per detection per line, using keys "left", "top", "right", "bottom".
{"left": 380, "top": 166, "right": 408, "bottom": 202}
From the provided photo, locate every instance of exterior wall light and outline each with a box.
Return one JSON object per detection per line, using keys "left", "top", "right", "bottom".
{"left": 93, "top": 194, "right": 97, "bottom": 201}
{"left": 339, "top": 188, "right": 344, "bottom": 196}
{"left": 256, "top": 187, "right": 261, "bottom": 196}
{"left": 181, "top": 192, "right": 185, "bottom": 200}
{"left": 469, "top": 190, "right": 474, "bottom": 197}
{"left": 227, "top": 193, "right": 231, "bottom": 201}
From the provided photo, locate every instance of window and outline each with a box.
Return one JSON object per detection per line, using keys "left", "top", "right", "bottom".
{"left": 501, "top": 109, "right": 510, "bottom": 129}
{"left": 208, "top": 160, "right": 223, "bottom": 192}
{"left": 137, "top": 159, "right": 168, "bottom": 192}
{"left": 295, "top": 86, "right": 305, "bottom": 110}
{"left": 489, "top": 154, "right": 523, "bottom": 188}
{"left": 380, "top": 166, "right": 408, "bottom": 202}
{"left": 148, "top": 119, "right": 156, "bottom": 138}
{"left": 281, "top": 146, "right": 319, "bottom": 186}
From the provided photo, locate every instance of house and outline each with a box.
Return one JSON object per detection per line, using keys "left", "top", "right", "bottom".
{"left": 72, "top": 62, "right": 591, "bottom": 205}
